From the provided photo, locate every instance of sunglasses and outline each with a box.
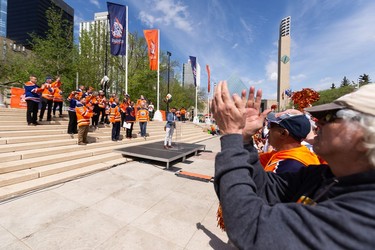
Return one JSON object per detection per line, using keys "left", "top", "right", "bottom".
{"left": 319, "top": 112, "right": 339, "bottom": 123}
{"left": 318, "top": 109, "right": 360, "bottom": 124}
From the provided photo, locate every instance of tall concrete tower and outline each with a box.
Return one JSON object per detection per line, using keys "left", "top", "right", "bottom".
{"left": 277, "top": 16, "right": 291, "bottom": 111}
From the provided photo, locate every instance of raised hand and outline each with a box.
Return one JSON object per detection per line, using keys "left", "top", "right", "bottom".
{"left": 241, "top": 86, "right": 271, "bottom": 142}
{"left": 212, "top": 81, "right": 246, "bottom": 135}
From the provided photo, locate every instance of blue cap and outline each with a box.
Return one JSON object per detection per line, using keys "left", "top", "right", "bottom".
{"left": 45, "top": 76, "right": 52, "bottom": 80}
{"left": 267, "top": 113, "right": 311, "bottom": 141}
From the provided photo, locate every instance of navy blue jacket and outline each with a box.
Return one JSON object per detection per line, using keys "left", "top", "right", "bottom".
{"left": 215, "top": 134, "right": 375, "bottom": 250}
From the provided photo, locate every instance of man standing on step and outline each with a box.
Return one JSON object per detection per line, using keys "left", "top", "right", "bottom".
{"left": 24, "top": 75, "right": 43, "bottom": 126}
{"left": 75, "top": 98, "right": 93, "bottom": 145}
{"left": 39, "top": 76, "right": 54, "bottom": 122}
{"left": 164, "top": 107, "right": 176, "bottom": 149}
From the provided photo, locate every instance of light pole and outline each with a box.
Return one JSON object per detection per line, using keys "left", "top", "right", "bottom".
{"left": 166, "top": 51, "right": 172, "bottom": 112}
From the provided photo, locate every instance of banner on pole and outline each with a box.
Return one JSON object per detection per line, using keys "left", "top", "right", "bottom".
{"left": 107, "top": 2, "right": 127, "bottom": 56}
{"left": 206, "top": 65, "right": 211, "bottom": 93}
{"left": 143, "top": 29, "right": 159, "bottom": 71}
{"left": 189, "top": 56, "right": 197, "bottom": 87}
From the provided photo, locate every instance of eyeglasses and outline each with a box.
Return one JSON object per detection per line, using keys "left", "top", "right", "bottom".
{"left": 319, "top": 112, "right": 339, "bottom": 123}
{"left": 318, "top": 109, "right": 360, "bottom": 124}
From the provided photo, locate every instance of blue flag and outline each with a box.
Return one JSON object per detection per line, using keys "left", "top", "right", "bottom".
{"left": 107, "top": 2, "right": 127, "bottom": 56}
{"left": 189, "top": 56, "right": 197, "bottom": 87}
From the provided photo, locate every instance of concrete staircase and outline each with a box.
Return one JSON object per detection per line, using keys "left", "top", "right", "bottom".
{"left": 0, "top": 107, "right": 213, "bottom": 201}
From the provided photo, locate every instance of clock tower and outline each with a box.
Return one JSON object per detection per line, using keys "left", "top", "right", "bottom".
{"left": 277, "top": 16, "right": 291, "bottom": 111}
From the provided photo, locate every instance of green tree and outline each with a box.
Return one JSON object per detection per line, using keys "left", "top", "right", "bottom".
{"left": 313, "top": 85, "right": 355, "bottom": 106}
{"left": 340, "top": 76, "right": 351, "bottom": 87}
{"left": 358, "top": 74, "right": 371, "bottom": 86}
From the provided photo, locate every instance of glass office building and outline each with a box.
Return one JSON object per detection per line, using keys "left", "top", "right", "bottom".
{"left": 0, "top": 0, "right": 7, "bottom": 37}
{"left": 7, "top": 0, "right": 73, "bottom": 48}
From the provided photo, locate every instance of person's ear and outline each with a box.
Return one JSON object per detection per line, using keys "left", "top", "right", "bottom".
{"left": 280, "top": 129, "right": 289, "bottom": 138}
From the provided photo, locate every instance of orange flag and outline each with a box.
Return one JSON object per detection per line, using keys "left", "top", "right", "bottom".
{"left": 143, "top": 29, "right": 159, "bottom": 71}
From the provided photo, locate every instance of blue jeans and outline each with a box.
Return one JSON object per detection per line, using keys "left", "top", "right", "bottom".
{"left": 139, "top": 122, "right": 147, "bottom": 137}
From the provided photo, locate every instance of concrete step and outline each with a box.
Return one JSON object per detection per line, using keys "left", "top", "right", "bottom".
{"left": 0, "top": 152, "right": 122, "bottom": 187}
{"left": 0, "top": 139, "right": 77, "bottom": 153}
{"left": 0, "top": 157, "right": 128, "bottom": 201}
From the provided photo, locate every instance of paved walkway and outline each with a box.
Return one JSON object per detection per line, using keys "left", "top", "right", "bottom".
{"left": 0, "top": 136, "right": 236, "bottom": 249}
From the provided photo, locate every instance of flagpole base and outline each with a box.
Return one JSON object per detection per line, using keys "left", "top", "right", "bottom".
{"left": 153, "top": 110, "right": 163, "bottom": 121}
{"left": 193, "top": 116, "right": 200, "bottom": 124}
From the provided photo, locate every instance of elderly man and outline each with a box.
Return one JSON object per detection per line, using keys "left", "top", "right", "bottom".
{"left": 259, "top": 112, "right": 321, "bottom": 173}
{"left": 212, "top": 81, "right": 375, "bottom": 249}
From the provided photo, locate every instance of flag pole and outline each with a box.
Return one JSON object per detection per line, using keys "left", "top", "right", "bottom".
{"left": 125, "top": 6, "right": 128, "bottom": 94}
{"left": 153, "top": 29, "right": 163, "bottom": 121}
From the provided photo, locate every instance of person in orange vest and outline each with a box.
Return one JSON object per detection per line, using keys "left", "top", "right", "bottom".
{"left": 52, "top": 77, "right": 63, "bottom": 118}
{"left": 24, "top": 75, "right": 43, "bottom": 126}
{"left": 75, "top": 98, "right": 93, "bottom": 145}
{"left": 120, "top": 94, "right": 131, "bottom": 130}
{"left": 135, "top": 95, "right": 146, "bottom": 112}
{"left": 39, "top": 76, "right": 54, "bottom": 121}
{"left": 98, "top": 90, "right": 107, "bottom": 124}
{"left": 76, "top": 85, "right": 85, "bottom": 100}
{"left": 109, "top": 97, "right": 122, "bottom": 141}
{"left": 175, "top": 109, "right": 181, "bottom": 121}
{"left": 89, "top": 91, "right": 100, "bottom": 130}
{"left": 259, "top": 113, "right": 321, "bottom": 173}
{"left": 180, "top": 106, "right": 186, "bottom": 122}
{"left": 125, "top": 101, "right": 135, "bottom": 139}
{"left": 136, "top": 103, "right": 149, "bottom": 139}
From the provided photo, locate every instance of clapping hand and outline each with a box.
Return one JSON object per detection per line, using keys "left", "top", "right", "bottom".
{"left": 212, "top": 81, "right": 270, "bottom": 141}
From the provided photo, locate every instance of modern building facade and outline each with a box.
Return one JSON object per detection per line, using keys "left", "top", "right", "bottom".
{"left": 7, "top": 0, "right": 73, "bottom": 48}
{"left": 277, "top": 16, "right": 291, "bottom": 111}
{"left": 0, "top": 0, "right": 7, "bottom": 37}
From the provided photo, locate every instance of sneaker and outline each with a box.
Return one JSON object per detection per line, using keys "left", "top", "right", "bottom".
{"left": 163, "top": 145, "right": 169, "bottom": 149}
{"left": 78, "top": 142, "right": 87, "bottom": 145}
{"left": 168, "top": 145, "right": 173, "bottom": 149}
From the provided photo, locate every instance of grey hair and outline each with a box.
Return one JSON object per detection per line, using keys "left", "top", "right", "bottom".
{"left": 337, "top": 109, "right": 375, "bottom": 168}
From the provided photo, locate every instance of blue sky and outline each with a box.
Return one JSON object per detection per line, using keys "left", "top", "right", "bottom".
{"left": 64, "top": 0, "right": 375, "bottom": 99}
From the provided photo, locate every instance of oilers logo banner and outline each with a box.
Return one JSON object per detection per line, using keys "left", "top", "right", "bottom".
{"left": 107, "top": 2, "right": 127, "bottom": 56}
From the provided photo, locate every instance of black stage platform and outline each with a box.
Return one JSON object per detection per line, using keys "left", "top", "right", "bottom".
{"left": 114, "top": 141, "right": 206, "bottom": 169}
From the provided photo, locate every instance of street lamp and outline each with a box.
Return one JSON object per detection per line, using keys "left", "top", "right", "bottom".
{"left": 166, "top": 51, "right": 172, "bottom": 112}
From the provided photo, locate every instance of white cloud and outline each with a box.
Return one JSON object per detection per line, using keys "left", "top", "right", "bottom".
{"left": 232, "top": 43, "right": 238, "bottom": 49}
{"left": 239, "top": 18, "right": 254, "bottom": 44}
{"left": 137, "top": 0, "right": 193, "bottom": 32}
{"left": 265, "top": 60, "right": 278, "bottom": 81}
{"left": 291, "top": 74, "right": 306, "bottom": 82}
{"left": 90, "top": 0, "right": 100, "bottom": 9}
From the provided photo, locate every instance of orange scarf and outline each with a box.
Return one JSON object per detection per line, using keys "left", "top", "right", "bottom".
{"left": 259, "top": 146, "right": 321, "bottom": 172}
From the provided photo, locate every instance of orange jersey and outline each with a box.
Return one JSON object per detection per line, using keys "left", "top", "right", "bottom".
{"left": 98, "top": 96, "right": 107, "bottom": 108}
{"left": 75, "top": 105, "right": 93, "bottom": 127}
{"left": 136, "top": 108, "right": 149, "bottom": 122}
{"left": 41, "top": 83, "right": 54, "bottom": 100}
{"left": 53, "top": 87, "right": 63, "bottom": 102}
{"left": 109, "top": 106, "right": 121, "bottom": 123}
